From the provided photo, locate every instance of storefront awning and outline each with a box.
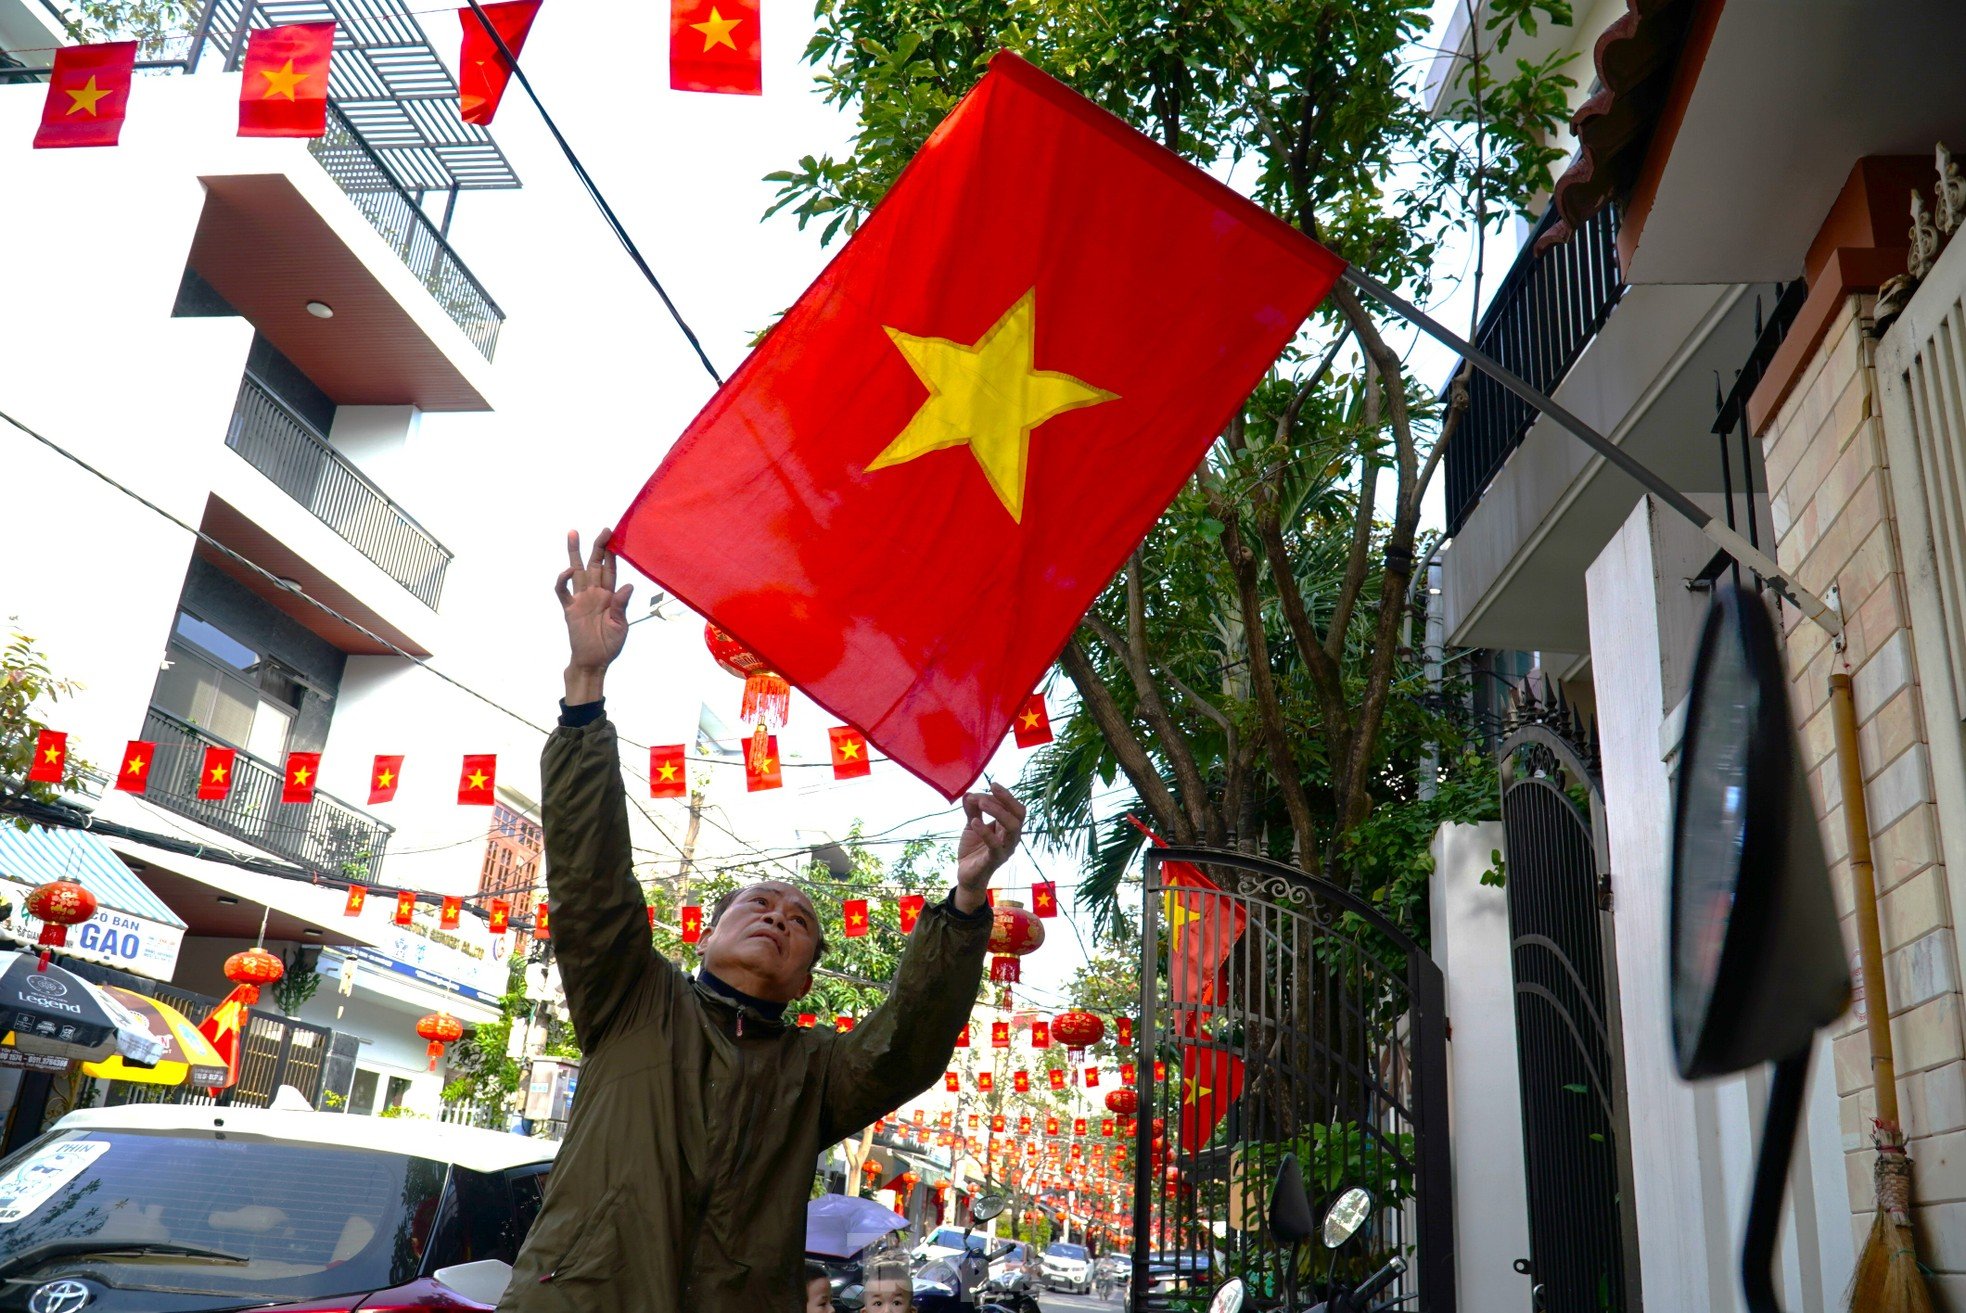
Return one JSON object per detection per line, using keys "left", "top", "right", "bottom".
{"left": 0, "top": 824, "right": 187, "bottom": 981}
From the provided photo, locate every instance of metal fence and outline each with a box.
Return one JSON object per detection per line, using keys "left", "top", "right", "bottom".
{"left": 306, "top": 103, "right": 505, "bottom": 360}
{"left": 227, "top": 373, "right": 454, "bottom": 608}
{"left": 1132, "top": 849, "right": 1451, "bottom": 1312}
{"left": 1445, "top": 205, "right": 1627, "bottom": 536}
{"left": 141, "top": 705, "right": 392, "bottom": 883}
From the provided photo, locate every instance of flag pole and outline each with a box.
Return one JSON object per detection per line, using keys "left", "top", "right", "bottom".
{"left": 1338, "top": 265, "right": 1843, "bottom": 639}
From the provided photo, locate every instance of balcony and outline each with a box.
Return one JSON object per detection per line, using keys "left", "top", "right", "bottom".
{"left": 307, "top": 104, "right": 504, "bottom": 361}
{"left": 226, "top": 374, "right": 453, "bottom": 608}
{"left": 141, "top": 706, "right": 392, "bottom": 883}
{"left": 1446, "top": 205, "right": 1627, "bottom": 536}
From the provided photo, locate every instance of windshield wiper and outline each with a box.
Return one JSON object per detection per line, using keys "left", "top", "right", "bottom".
{"left": 0, "top": 1241, "right": 250, "bottom": 1279}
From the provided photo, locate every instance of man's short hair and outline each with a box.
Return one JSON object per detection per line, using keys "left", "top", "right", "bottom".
{"left": 709, "top": 882, "right": 828, "bottom": 968}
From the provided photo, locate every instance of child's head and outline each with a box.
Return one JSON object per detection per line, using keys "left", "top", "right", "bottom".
{"left": 860, "top": 1250, "right": 913, "bottom": 1313}
{"left": 805, "top": 1260, "right": 833, "bottom": 1313}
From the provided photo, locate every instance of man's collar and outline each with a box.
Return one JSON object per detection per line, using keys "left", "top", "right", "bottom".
{"left": 696, "top": 966, "right": 790, "bottom": 1021}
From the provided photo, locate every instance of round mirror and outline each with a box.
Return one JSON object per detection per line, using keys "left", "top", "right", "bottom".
{"left": 1209, "top": 1277, "right": 1246, "bottom": 1313}
{"left": 1669, "top": 583, "right": 1849, "bottom": 1078}
{"left": 970, "top": 1192, "right": 1008, "bottom": 1223}
{"left": 1321, "top": 1187, "right": 1372, "bottom": 1248}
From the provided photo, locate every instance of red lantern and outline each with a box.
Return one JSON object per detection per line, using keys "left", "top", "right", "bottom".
{"left": 1163, "top": 1163, "right": 1183, "bottom": 1187}
{"left": 224, "top": 946, "right": 285, "bottom": 1004}
{"left": 1105, "top": 1087, "right": 1139, "bottom": 1115}
{"left": 25, "top": 880, "right": 96, "bottom": 970}
{"left": 900, "top": 1170, "right": 920, "bottom": 1191}
{"left": 987, "top": 901, "right": 1045, "bottom": 995}
{"left": 416, "top": 1010, "right": 464, "bottom": 1071}
{"left": 1052, "top": 1008, "right": 1105, "bottom": 1052}
{"left": 862, "top": 1159, "right": 883, "bottom": 1180}
{"left": 705, "top": 623, "right": 791, "bottom": 759}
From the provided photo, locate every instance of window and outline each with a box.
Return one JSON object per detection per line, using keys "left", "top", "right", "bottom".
{"left": 507, "top": 1167, "right": 549, "bottom": 1240}
{"left": 152, "top": 609, "right": 302, "bottom": 762}
{"left": 348, "top": 1069, "right": 379, "bottom": 1116}
{"left": 480, "top": 803, "right": 543, "bottom": 921}
{"left": 384, "top": 1076, "right": 412, "bottom": 1112}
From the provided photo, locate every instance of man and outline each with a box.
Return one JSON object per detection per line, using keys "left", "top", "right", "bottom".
{"left": 500, "top": 529, "right": 1025, "bottom": 1313}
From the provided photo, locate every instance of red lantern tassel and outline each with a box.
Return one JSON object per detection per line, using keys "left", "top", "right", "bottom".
{"left": 36, "top": 925, "right": 65, "bottom": 971}
{"left": 741, "top": 671, "right": 791, "bottom": 728}
{"left": 990, "top": 955, "right": 1022, "bottom": 984}
{"left": 427, "top": 1040, "right": 444, "bottom": 1072}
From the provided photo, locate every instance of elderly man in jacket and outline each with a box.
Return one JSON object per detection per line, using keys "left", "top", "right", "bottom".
{"left": 499, "top": 529, "right": 1024, "bottom": 1313}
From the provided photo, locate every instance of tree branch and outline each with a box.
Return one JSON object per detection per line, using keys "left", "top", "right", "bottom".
{"left": 1058, "top": 638, "right": 1192, "bottom": 843}
{"left": 1082, "top": 573, "right": 1211, "bottom": 841}
{"left": 1325, "top": 354, "right": 1382, "bottom": 659}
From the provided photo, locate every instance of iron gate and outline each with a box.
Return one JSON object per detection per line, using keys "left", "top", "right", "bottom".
{"left": 1132, "top": 848, "right": 1451, "bottom": 1312}
{"left": 1499, "top": 713, "right": 1641, "bottom": 1311}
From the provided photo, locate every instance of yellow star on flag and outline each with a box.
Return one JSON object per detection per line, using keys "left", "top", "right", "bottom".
{"left": 125, "top": 754, "right": 147, "bottom": 775}
{"left": 376, "top": 768, "right": 395, "bottom": 788}
{"left": 209, "top": 763, "right": 228, "bottom": 783}
{"left": 868, "top": 289, "right": 1118, "bottom": 522}
{"left": 1020, "top": 708, "right": 1042, "bottom": 728}
{"left": 466, "top": 769, "right": 490, "bottom": 791}
{"left": 657, "top": 760, "right": 680, "bottom": 781}
{"left": 291, "top": 764, "right": 312, "bottom": 785}
{"left": 1164, "top": 892, "right": 1200, "bottom": 946}
{"left": 689, "top": 7, "right": 742, "bottom": 51}
{"left": 42, "top": 746, "right": 60, "bottom": 763}
{"left": 753, "top": 755, "right": 775, "bottom": 774}
{"left": 259, "top": 58, "right": 309, "bottom": 100}
{"left": 65, "top": 75, "right": 114, "bottom": 116}
{"left": 838, "top": 739, "right": 861, "bottom": 760}
{"left": 1183, "top": 1075, "right": 1212, "bottom": 1104}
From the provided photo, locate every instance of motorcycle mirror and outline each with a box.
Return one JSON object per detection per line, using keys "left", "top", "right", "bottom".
{"left": 1267, "top": 1153, "right": 1317, "bottom": 1245}
{"left": 1321, "top": 1187, "right": 1373, "bottom": 1249}
{"left": 1670, "top": 583, "right": 1849, "bottom": 1078}
{"left": 1209, "top": 1277, "right": 1246, "bottom": 1313}
{"left": 971, "top": 1192, "right": 1008, "bottom": 1223}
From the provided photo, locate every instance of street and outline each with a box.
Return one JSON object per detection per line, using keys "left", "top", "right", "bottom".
{"left": 1036, "top": 1288, "right": 1123, "bottom": 1313}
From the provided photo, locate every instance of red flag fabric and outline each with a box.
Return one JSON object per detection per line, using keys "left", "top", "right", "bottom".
{"left": 648, "top": 906, "right": 657, "bottom": 929}
{"left": 197, "top": 746, "right": 236, "bottom": 800}
{"left": 611, "top": 52, "right": 1342, "bottom": 800}
{"left": 344, "top": 885, "right": 366, "bottom": 917}
{"left": 834, "top": 1015, "right": 854, "bottom": 1032}
{"left": 369, "top": 754, "right": 403, "bottom": 804}
{"left": 114, "top": 740, "right": 153, "bottom": 793}
{"left": 28, "top": 730, "right": 66, "bottom": 784}
{"left": 1120, "top": 1062, "right": 1136, "bottom": 1085}
{"left": 196, "top": 985, "right": 252, "bottom": 1092}
{"left": 457, "top": 0, "right": 541, "bottom": 124}
{"left": 1085, "top": 1067, "right": 1100, "bottom": 1087}
{"left": 1074, "top": 1118, "right": 1087, "bottom": 1136}
{"left": 668, "top": 0, "right": 759, "bottom": 95}
{"left": 458, "top": 754, "right": 497, "bottom": 804}
{"left": 1013, "top": 1069, "right": 1029, "bottom": 1092}
{"left": 829, "top": 725, "right": 872, "bottom": 779}
{"left": 744, "top": 735, "right": 781, "bottom": 792}
{"left": 649, "top": 744, "right": 688, "bottom": 797}
{"left": 1045, "top": 1116, "right": 1060, "bottom": 1135}
{"left": 1030, "top": 1021, "right": 1049, "bottom": 1048}
{"left": 1154, "top": 1059, "right": 1166, "bottom": 1083}
{"left": 280, "top": 751, "right": 321, "bottom": 804}
{"left": 945, "top": 1071, "right": 960, "bottom": 1092}
{"left": 1117, "top": 1017, "right": 1133, "bottom": 1047}
{"left": 440, "top": 895, "right": 462, "bottom": 930}
{"left": 238, "top": 23, "right": 334, "bottom": 137}
{"left": 842, "top": 898, "right": 869, "bottom": 938}
{"left": 680, "top": 904, "right": 703, "bottom": 943}
{"left": 992, "top": 1114, "right": 1006, "bottom": 1133}
{"left": 991, "top": 1020, "right": 1010, "bottom": 1048}
{"left": 534, "top": 902, "right": 550, "bottom": 940}
{"left": 488, "top": 899, "right": 510, "bottom": 935}
{"left": 898, "top": 892, "right": 925, "bottom": 932}
{"left": 798, "top": 1013, "right": 817, "bottom": 1028}
{"left": 977, "top": 1072, "right": 993, "bottom": 1092}
{"left": 1031, "top": 880, "right": 1058, "bottom": 917}
{"left": 1178, "top": 1045, "right": 1245, "bottom": 1149}
{"left": 394, "top": 890, "right": 415, "bottom": 927}
{"left": 955, "top": 1022, "right": 970, "bottom": 1048}
{"left": 35, "top": 42, "right": 135, "bottom": 148}
{"left": 1011, "top": 694, "right": 1053, "bottom": 748}
{"left": 1134, "top": 817, "right": 1246, "bottom": 1022}
{"left": 1102, "top": 1119, "right": 1115, "bottom": 1137}
{"left": 1049, "top": 1068, "right": 1066, "bottom": 1091}
{"left": 1019, "top": 1115, "right": 1032, "bottom": 1133}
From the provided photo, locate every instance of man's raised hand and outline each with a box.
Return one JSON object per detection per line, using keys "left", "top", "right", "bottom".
{"left": 953, "top": 782, "right": 1026, "bottom": 914}
{"left": 556, "top": 528, "right": 633, "bottom": 704}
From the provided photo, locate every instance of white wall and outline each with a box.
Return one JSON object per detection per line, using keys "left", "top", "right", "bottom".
{"left": 1586, "top": 496, "right": 1854, "bottom": 1313}
{"left": 1429, "top": 819, "right": 1534, "bottom": 1312}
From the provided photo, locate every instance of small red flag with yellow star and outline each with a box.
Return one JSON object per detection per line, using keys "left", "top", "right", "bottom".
{"left": 1014, "top": 1069, "right": 1030, "bottom": 1093}
{"left": 1178, "top": 1045, "right": 1245, "bottom": 1148}
{"left": 280, "top": 751, "right": 321, "bottom": 804}
{"left": 669, "top": 0, "right": 758, "bottom": 95}
{"left": 1012, "top": 694, "right": 1053, "bottom": 748}
{"left": 649, "top": 744, "right": 687, "bottom": 798}
{"left": 458, "top": 754, "right": 496, "bottom": 804}
{"left": 440, "top": 895, "right": 462, "bottom": 929}
{"left": 829, "top": 726, "right": 871, "bottom": 779}
{"left": 533, "top": 902, "right": 550, "bottom": 940}
{"left": 27, "top": 730, "right": 66, "bottom": 784}
{"left": 842, "top": 897, "right": 870, "bottom": 937}
{"left": 197, "top": 746, "right": 236, "bottom": 800}
{"left": 369, "top": 755, "right": 402, "bottom": 804}
{"left": 1117, "top": 1016, "right": 1133, "bottom": 1046}
{"left": 1085, "top": 1066, "right": 1100, "bottom": 1087}
{"left": 680, "top": 904, "right": 703, "bottom": 942}
{"left": 955, "top": 1022, "right": 970, "bottom": 1047}
{"left": 391, "top": 889, "right": 414, "bottom": 926}
{"left": 944, "top": 1071, "right": 959, "bottom": 1092}
{"left": 457, "top": 0, "right": 540, "bottom": 125}
{"left": 115, "top": 740, "right": 154, "bottom": 794}
{"left": 344, "top": 885, "right": 365, "bottom": 917}
{"left": 488, "top": 898, "right": 510, "bottom": 934}
{"left": 1050, "top": 1068, "right": 1066, "bottom": 1091}
{"left": 1030, "top": 1020, "right": 1050, "bottom": 1048}
{"left": 977, "top": 1072, "right": 993, "bottom": 1092}
{"left": 744, "top": 734, "right": 781, "bottom": 792}
{"left": 835, "top": 1015, "right": 854, "bottom": 1032}
{"left": 898, "top": 892, "right": 925, "bottom": 932}
{"left": 1031, "top": 880, "right": 1058, "bottom": 917}
{"left": 35, "top": 42, "right": 135, "bottom": 148}
{"left": 991, "top": 1020, "right": 1010, "bottom": 1048}
{"left": 238, "top": 23, "right": 334, "bottom": 138}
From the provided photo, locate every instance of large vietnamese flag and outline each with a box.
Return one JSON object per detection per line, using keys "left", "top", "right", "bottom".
{"left": 612, "top": 52, "right": 1344, "bottom": 799}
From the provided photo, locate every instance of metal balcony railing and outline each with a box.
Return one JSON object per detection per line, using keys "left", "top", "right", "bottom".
{"left": 141, "top": 706, "right": 391, "bottom": 883}
{"left": 306, "top": 104, "right": 505, "bottom": 360}
{"left": 227, "top": 374, "right": 453, "bottom": 609}
{"left": 1444, "top": 205, "right": 1627, "bottom": 536}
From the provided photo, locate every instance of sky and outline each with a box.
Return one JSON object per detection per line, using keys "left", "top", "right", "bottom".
{"left": 380, "top": 0, "right": 1528, "bottom": 1005}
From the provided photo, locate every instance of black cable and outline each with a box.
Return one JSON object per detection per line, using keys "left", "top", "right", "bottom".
{"left": 460, "top": 0, "right": 724, "bottom": 385}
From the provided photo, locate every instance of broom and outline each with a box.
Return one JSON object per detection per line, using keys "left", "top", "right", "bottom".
{"left": 1829, "top": 671, "right": 1934, "bottom": 1313}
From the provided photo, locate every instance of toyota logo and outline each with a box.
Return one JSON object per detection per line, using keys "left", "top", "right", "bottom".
{"left": 28, "top": 1279, "right": 93, "bottom": 1313}
{"left": 23, "top": 975, "right": 69, "bottom": 998}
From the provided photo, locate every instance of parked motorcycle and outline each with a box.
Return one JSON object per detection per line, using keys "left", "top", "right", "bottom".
{"left": 912, "top": 1191, "right": 1022, "bottom": 1313}
{"left": 1211, "top": 1156, "right": 1404, "bottom": 1313}
{"left": 982, "top": 1266, "right": 1043, "bottom": 1313}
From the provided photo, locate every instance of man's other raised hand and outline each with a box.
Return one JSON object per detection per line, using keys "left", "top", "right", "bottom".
{"left": 557, "top": 528, "right": 633, "bottom": 705}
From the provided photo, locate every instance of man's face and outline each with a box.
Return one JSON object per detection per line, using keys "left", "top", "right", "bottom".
{"left": 805, "top": 1277, "right": 833, "bottom": 1313}
{"left": 862, "top": 1278, "right": 912, "bottom": 1313}
{"left": 700, "top": 881, "right": 819, "bottom": 1003}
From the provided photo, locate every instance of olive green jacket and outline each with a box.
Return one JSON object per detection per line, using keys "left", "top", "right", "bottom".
{"left": 498, "top": 719, "right": 988, "bottom": 1313}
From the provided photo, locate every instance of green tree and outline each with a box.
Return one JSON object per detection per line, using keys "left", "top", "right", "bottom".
{"left": 0, "top": 625, "right": 94, "bottom": 832}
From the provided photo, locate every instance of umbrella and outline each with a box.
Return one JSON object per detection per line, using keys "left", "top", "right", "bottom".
{"left": 0, "top": 952, "right": 167, "bottom": 1064}
{"left": 81, "top": 986, "right": 231, "bottom": 1087}
{"left": 806, "top": 1194, "right": 909, "bottom": 1259}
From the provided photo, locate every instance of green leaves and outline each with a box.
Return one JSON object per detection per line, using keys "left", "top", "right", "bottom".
{"left": 0, "top": 624, "right": 94, "bottom": 831}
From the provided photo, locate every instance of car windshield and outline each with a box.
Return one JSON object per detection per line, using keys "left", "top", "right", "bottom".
{"left": 0, "top": 1129, "right": 447, "bottom": 1297}
{"left": 1050, "top": 1244, "right": 1088, "bottom": 1260}
{"left": 927, "top": 1228, "right": 987, "bottom": 1253}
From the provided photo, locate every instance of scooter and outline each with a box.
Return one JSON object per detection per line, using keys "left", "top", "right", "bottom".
{"left": 982, "top": 1266, "right": 1043, "bottom": 1313}
{"left": 1210, "top": 1157, "right": 1405, "bottom": 1313}
{"left": 912, "top": 1191, "right": 1021, "bottom": 1313}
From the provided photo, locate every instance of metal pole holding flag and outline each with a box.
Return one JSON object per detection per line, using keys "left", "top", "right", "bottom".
{"left": 1339, "top": 265, "right": 1844, "bottom": 638}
